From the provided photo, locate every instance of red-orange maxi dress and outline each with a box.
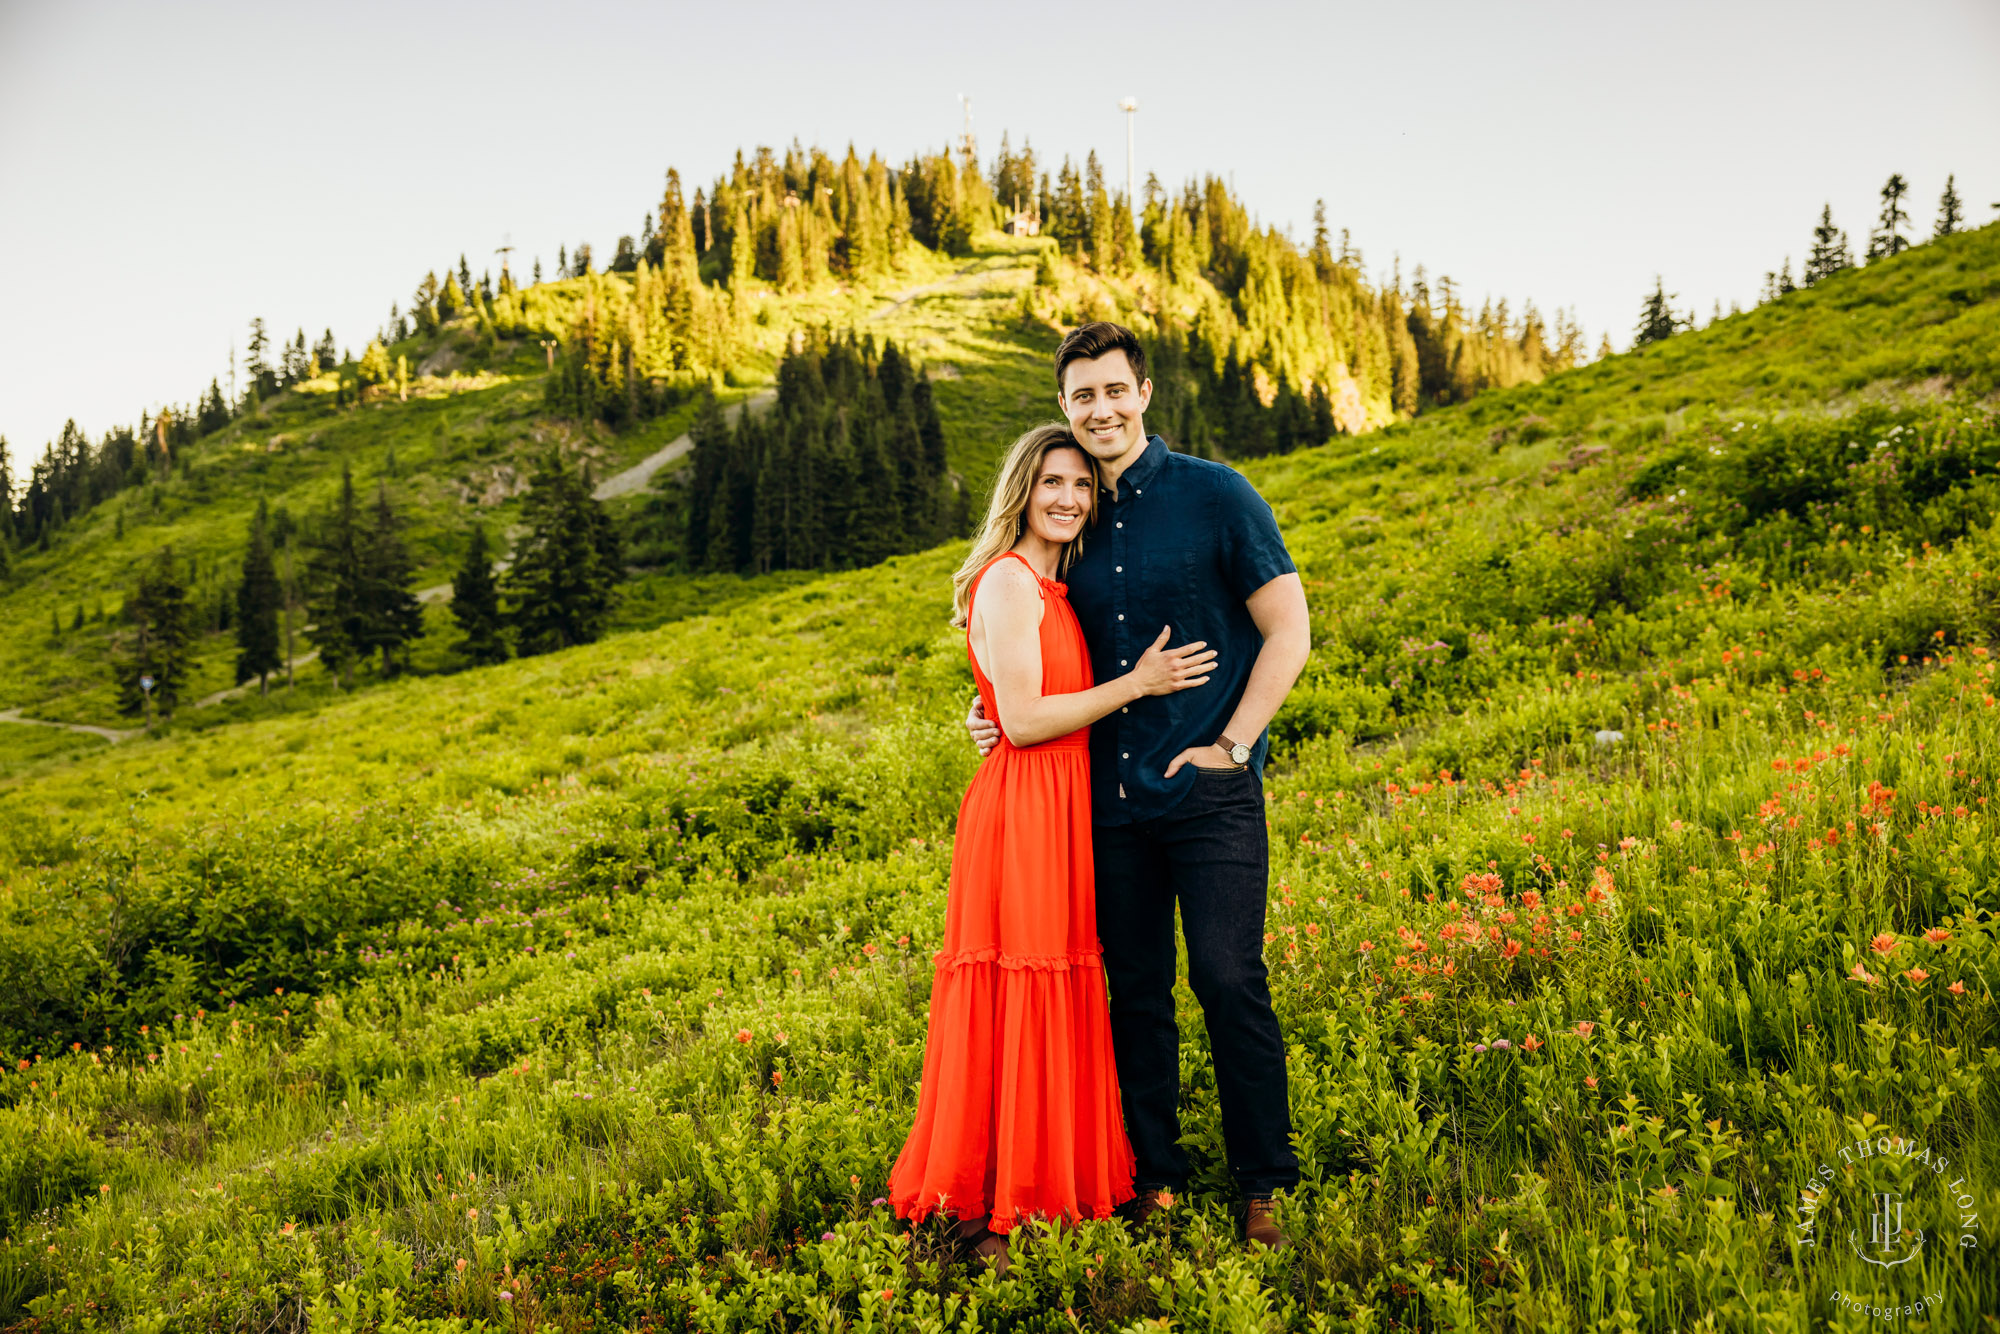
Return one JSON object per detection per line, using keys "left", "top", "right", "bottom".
{"left": 889, "top": 552, "right": 1135, "bottom": 1232}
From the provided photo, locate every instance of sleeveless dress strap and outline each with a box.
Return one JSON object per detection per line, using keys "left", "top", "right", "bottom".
{"left": 992, "top": 550, "right": 1047, "bottom": 597}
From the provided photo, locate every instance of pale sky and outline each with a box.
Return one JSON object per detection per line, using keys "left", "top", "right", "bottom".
{"left": 3, "top": 0, "right": 1996, "bottom": 461}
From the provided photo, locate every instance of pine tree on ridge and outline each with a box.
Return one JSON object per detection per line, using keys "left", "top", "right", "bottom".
{"left": 1935, "top": 175, "right": 1963, "bottom": 238}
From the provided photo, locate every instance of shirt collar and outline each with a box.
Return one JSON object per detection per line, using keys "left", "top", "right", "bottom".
{"left": 1111, "top": 434, "right": 1167, "bottom": 499}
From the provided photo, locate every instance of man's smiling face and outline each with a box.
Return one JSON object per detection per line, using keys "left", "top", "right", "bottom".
{"left": 1059, "top": 348, "right": 1152, "bottom": 471}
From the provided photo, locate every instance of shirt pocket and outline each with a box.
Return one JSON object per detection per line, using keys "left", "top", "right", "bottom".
{"left": 1139, "top": 544, "right": 1205, "bottom": 719}
{"left": 1139, "top": 544, "right": 1203, "bottom": 630}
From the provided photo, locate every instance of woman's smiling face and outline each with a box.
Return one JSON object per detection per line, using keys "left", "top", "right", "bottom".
{"left": 1023, "top": 445, "right": 1095, "bottom": 545}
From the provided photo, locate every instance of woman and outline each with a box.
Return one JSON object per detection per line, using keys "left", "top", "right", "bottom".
{"left": 888, "top": 424, "right": 1217, "bottom": 1272}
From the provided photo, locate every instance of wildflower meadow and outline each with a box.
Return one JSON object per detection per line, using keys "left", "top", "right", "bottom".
{"left": 2, "top": 224, "right": 1998, "bottom": 1331}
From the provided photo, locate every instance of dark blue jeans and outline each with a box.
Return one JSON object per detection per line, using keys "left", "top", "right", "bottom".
{"left": 1094, "top": 764, "right": 1298, "bottom": 1198}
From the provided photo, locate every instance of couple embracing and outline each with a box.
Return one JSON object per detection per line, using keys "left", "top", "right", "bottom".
{"left": 888, "top": 322, "right": 1312, "bottom": 1271}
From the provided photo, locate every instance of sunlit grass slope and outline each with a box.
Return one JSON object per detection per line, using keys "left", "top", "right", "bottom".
{"left": 2, "top": 226, "right": 2000, "bottom": 1331}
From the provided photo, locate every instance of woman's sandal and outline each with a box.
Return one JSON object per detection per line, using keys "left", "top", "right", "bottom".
{"left": 951, "top": 1217, "right": 1011, "bottom": 1277}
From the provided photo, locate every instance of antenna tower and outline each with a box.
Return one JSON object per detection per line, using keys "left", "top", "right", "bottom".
{"left": 1118, "top": 98, "right": 1139, "bottom": 214}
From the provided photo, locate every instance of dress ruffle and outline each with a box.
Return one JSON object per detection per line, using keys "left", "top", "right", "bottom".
{"left": 932, "top": 946, "right": 1105, "bottom": 972}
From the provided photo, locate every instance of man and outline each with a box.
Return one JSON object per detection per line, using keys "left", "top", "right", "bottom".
{"left": 968, "top": 321, "right": 1311, "bottom": 1247}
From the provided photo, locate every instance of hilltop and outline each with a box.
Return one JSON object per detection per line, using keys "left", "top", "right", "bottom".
{"left": 1, "top": 203, "right": 1998, "bottom": 1327}
{"left": 0, "top": 141, "right": 1599, "bottom": 740}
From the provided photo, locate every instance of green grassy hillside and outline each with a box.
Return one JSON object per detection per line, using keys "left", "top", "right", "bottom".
{"left": 0, "top": 239, "right": 1056, "bottom": 730}
{"left": 2, "top": 225, "right": 1999, "bottom": 1331}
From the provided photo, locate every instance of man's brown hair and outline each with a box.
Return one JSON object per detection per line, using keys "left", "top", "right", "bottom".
{"left": 1054, "top": 321, "right": 1149, "bottom": 392}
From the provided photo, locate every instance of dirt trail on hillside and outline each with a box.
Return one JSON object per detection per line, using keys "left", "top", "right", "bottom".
{"left": 592, "top": 390, "right": 777, "bottom": 501}
{"left": 191, "top": 651, "right": 323, "bottom": 709}
{"left": 0, "top": 707, "right": 141, "bottom": 744}
{"left": 870, "top": 261, "right": 989, "bottom": 319}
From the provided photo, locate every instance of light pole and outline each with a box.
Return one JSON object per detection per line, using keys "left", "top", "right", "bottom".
{"left": 1119, "top": 97, "right": 1139, "bottom": 214}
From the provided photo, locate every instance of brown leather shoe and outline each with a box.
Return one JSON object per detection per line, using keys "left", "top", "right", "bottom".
{"left": 951, "top": 1217, "right": 1011, "bottom": 1276}
{"left": 1116, "top": 1187, "right": 1175, "bottom": 1233}
{"left": 1244, "top": 1196, "right": 1289, "bottom": 1250}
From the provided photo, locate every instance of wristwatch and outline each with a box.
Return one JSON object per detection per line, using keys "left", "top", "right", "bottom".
{"left": 1216, "top": 733, "right": 1252, "bottom": 765}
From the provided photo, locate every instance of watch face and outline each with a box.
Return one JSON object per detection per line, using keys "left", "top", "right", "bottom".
{"left": 1231, "top": 743, "right": 1251, "bottom": 764}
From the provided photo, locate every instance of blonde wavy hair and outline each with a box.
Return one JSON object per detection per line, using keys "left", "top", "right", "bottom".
{"left": 950, "top": 423, "right": 1101, "bottom": 628}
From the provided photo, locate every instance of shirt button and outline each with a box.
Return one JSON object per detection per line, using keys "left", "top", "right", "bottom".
{"left": 1117, "top": 614, "right": 1124, "bottom": 621}
{"left": 1119, "top": 659, "right": 1128, "bottom": 667}
{"left": 1115, "top": 522, "right": 1122, "bottom": 529}
{"left": 1121, "top": 707, "right": 1128, "bottom": 713}
{"left": 1136, "top": 488, "right": 1142, "bottom": 495}
{"left": 1115, "top": 565, "right": 1123, "bottom": 572}
{"left": 1122, "top": 752, "right": 1129, "bottom": 759}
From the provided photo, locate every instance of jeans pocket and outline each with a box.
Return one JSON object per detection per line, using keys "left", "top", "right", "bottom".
{"left": 1191, "top": 763, "right": 1248, "bottom": 776}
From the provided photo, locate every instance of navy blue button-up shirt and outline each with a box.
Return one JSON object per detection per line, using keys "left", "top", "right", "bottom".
{"left": 1066, "top": 435, "right": 1296, "bottom": 826}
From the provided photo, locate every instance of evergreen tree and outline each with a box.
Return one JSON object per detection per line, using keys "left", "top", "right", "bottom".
{"left": 1085, "top": 151, "right": 1115, "bottom": 271}
{"left": 413, "top": 273, "right": 442, "bottom": 332}
{"left": 197, "top": 379, "right": 231, "bottom": 434}
{"left": 1802, "top": 204, "right": 1852, "bottom": 286}
{"left": 359, "top": 482, "right": 423, "bottom": 675}
{"left": 505, "top": 452, "right": 620, "bottom": 654}
{"left": 314, "top": 328, "right": 339, "bottom": 371}
{"left": 683, "top": 392, "right": 731, "bottom": 569}
{"left": 357, "top": 338, "right": 393, "bottom": 390}
{"left": 1935, "top": 175, "right": 1963, "bottom": 238}
{"left": 114, "top": 547, "right": 196, "bottom": 715}
{"left": 728, "top": 200, "right": 755, "bottom": 290}
{"left": 1308, "top": 200, "right": 1334, "bottom": 282}
{"left": 1867, "top": 174, "right": 1911, "bottom": 260}
{"left": 1382, "top": 289, "right": 1420, "bottom": 417}
{"left": 1634, "top": 277, "right": 1679, "bottom": 346}
{"left": 450, "top": 522, "right": 508, "bottom": 665}
{"left": 1761, "top": 259, "right": 1797, "bottom": 304}
{"left": 234, "top": 499, "right": 282, "bottom": 692}
{"left": 0, "top": 436, "right": 14, "bottom": 550}
{"left": 305, "top": 464, "right": 368, "bottom": 688}
{"left": 282, "top": 329, "right": 310, "bottom": 385}
{"left": 246, "top": 318, "right": 277, "bottom": 399}
{"left": 1050, "top": 158, "right": 1087, "bottom": 258}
